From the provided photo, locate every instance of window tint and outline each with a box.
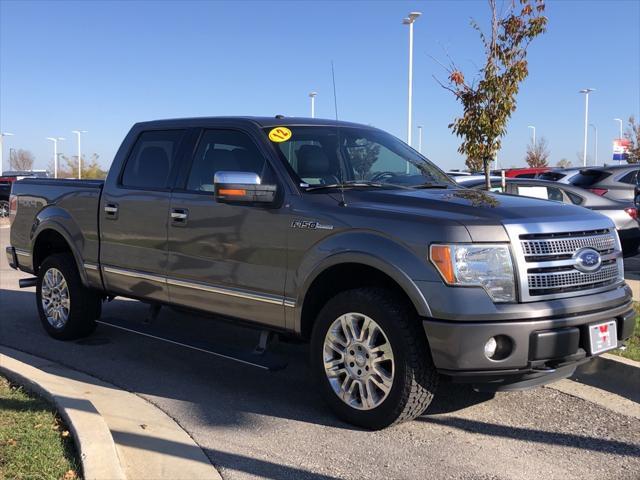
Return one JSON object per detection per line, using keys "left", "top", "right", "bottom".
{"left": 269, "top": 126, "right": 452, "bottom": 188}
{"left": 538, "top": 171, "right": 566, "bottom": 181}
{"left": 565, "top": 191, "right": 584, "bottom": 205}
{"left": 514, "top": 173, "right": 536, "bottom": 178}
{"left": 186, "top": 130, "right": 268, "bottom": 192}
{"left": 516, "top": 185, "right": 564, "bottom": 202}
{"left": 569, "top": 170, "right": 610, "bottom": 187}
{"left": 121, "top": 130, "right": 185, "bottom": 189}
{"left": 618, "top": 169, "right": 639, "bottom": 185}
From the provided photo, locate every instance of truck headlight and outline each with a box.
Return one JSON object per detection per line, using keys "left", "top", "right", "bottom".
{"left": 430, "top": 244, "right": 516, "bottom": 303}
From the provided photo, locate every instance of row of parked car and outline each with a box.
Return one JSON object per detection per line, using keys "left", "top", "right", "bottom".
{"left": 449, "top": 165, "right": 640, "bottom": 256}
{"left": 0, "top": 170, "right": 49, "bottom": 218}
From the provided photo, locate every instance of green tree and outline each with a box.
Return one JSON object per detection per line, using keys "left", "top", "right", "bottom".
{"left": 525, "top": 136, "right": 550, "bottom": 167}
{"left": 437, "top": 0, "right": 547, "bottom": 188}
{"left": 58, "top": 154, "right": 107, "bottom": 179}
{"left": 624, "top": 116, "right": 640, "bottom": 164}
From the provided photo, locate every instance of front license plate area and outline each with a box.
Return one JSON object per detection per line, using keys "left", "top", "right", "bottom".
{"left": 588, "top": 320, "right": 618, "bottom": 355}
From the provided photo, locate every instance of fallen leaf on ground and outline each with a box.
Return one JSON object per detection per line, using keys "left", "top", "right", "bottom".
{"left": 62, "top": 469, "right": 78, "bottom": 479}
{"left": 61, "top": 430, "right": 70, "bottom": 437}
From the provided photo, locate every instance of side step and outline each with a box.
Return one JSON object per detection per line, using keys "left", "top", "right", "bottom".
{"left": 96, "top": 317, "right": 288, "bottom": 371}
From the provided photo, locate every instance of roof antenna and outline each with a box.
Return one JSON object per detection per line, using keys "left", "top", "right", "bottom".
{"left": 331, "top": 60, "right": 347, "bottom": 207}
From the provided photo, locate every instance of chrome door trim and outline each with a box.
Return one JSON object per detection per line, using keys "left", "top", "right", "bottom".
{"left": 100, "top": 265, "right": 296, "bottom": 307}
{"left": 14, "top": 249, "right": 31, "bottom": 258}
{"left": 103, "top": 265, "right": 167, "bottom": 285}
{"left": 167, "top": 277, "right": 295, "bottom": 307}
{"left": 83, "top": 262, "right": 99, "bottom": 271}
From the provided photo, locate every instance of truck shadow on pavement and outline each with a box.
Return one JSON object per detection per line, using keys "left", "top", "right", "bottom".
{"left": 2, "top": 288, "right": 640, "bottom": 480}
{"left": 418, "top": 416, "right": 640, "bottom": 458}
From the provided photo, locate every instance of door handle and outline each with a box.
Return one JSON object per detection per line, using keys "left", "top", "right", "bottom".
{"left": 104, "top": 203, "right": 119, "bottom": 219}
{"left": 170, "top": 208, "right": 188, "bottom": 224}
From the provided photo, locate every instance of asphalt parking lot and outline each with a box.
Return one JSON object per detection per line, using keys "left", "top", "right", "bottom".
{"left": 1, "top": 225, "right": 639, "bottom": 480}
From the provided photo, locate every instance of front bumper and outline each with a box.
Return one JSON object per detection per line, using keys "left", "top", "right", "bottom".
{"left": 422, "top": 285, "right": 636, "bottom": 391}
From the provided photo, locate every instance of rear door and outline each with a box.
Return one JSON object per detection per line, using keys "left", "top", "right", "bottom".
{"left": 100, "top": 129, "right": 187, "bottom": 302}
{"left": 166, "top": 128, "right": 290, "bottom": 328}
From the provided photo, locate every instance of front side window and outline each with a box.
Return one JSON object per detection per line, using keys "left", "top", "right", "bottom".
{"left": 121, "top": 130, "right": 185, "bottom": 189}
{"left": 186, "top": 130, "right": 269, "bottom": 192}
{"left": 267, "top": 126, "right": 453, "bottom": 189}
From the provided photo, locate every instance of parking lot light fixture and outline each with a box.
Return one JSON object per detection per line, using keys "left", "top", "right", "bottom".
{"left": 579, "top": 88, "right": 595, "bottom": 167}
{"left": 589, "top": 124, "right": 598, "bottom": 166}
{"left": 72, "top": 130, "right": 87, "bottom": 179}
{"left": 403, "top": 11, "right": 421, "bottom": 149}
{"left": 309, "top": 92, "right": 317, "bottom": 118}
{"left": 46, "top": 137, "right": 65, "bottom": 178}
{"left": 1, "top": 132, "right": 15, "bottom": 175}
{"left": 527, "top": 125, "right": 536, "bottom": 146}
{"left": 613, "top": 118, "right": 623, "bottom": 139}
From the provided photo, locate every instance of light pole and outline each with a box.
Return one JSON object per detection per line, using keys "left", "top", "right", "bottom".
{"left": 72, "top": 130, "right": 87, "bottom": 179}
{"left": 402, "top": 11, "right": 421, "bottom": 148}
{"left": 0, "top": 132, "right": 15, "bottom": 174}
{"left": 46, "top": 137, "right": 65, "bottom": 178}
{"left": 613, "top": 118, "right": 623, "bottom": 139}
{"left": 579, "top": 88, "right": 595, "bottom": 167}
{"left": 589, "top": 124, "right": 598, "bottom": 166}
{"left": 309, "top": 92, "right": 317, "bottom": 118}
{"left": 417, "top": 125, "right": 423, "bottom": 153}
{"left": 527, "top": 125, "right": 536, "bottom": 146}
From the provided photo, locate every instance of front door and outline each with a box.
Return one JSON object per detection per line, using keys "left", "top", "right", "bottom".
{"left": 167, "top": 128, "right": 289, "bottom": 328}
{"left": 100, "top": 129, "right": 186, "bottom": 302}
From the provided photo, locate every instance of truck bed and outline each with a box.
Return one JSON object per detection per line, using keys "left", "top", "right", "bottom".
{"left": 10, "top": 178, "right": 104, "bottom": 272}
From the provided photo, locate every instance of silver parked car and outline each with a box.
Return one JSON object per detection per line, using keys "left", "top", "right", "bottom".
{"left": 464, "top": 177, "right": 640, "bottom": 256}
{"left": 566, "top": 165, "right": 640, "bottom": 201}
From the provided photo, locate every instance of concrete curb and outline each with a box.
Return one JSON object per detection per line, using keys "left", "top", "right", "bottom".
{"left": 547, "top": 352, "right": 640, "bottom": 420}
{"left": 0, "top": 346, "right": 221, "bottom": 480}
{"left": 0, "top": 349, "right": 126, "bottom": 480}
{"left": 625, "top": 277, "right": 639, "bottom": 300}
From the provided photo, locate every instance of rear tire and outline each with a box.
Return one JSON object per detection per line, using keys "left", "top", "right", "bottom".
{"left": 310, "top": 288, "right": 438, "bottom": 430}
{"left": 36, "top": 253, "right": 101, "bottom": 340}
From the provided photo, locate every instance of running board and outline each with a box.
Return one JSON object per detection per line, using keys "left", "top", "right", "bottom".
{"left": 96, "top": 317, "right": 288, "bottom": 371}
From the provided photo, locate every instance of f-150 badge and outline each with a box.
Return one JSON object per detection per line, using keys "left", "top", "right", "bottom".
{"left": 291, "top": 220, "right": 334, "bottom": 230}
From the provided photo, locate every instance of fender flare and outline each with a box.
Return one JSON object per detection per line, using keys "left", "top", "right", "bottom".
{"left": 30, "top": 208, "right": 89, "bottom": 287}
{"left": 292, "top": 232, "right": 434, "bottom": 333}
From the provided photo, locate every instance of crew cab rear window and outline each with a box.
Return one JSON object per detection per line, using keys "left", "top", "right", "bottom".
{"left": 568, "top": 170, "right": 610, "bottom": 187}
{"left": 121, "top": 130, "right": 185, "bottom": 189}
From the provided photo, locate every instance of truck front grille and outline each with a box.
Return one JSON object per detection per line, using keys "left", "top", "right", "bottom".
{"left": 521, "top": 233, "right": 615, "bottom": 260}
{"left": 514, "top": 228, "right": 623, "bottom": 301}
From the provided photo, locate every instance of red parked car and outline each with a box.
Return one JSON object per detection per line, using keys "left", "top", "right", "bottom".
{"left": 501, "top": 167, "right": 551, "bottom": 178}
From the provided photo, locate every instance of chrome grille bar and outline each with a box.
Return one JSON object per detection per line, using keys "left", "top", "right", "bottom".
{"left": 521, "top": 234, "right": 615, "bottom": 258}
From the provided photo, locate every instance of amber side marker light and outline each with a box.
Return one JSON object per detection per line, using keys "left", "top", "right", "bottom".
{"left": 430, "top": 245, "right": 455, "bottom": 284}
{"left": 218, "top": 189, "right": 247, "bottom": 196}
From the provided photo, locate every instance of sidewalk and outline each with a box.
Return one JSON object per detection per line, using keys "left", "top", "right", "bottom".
{"left": 0, "top": 346, "right": 221, "bottom": 480}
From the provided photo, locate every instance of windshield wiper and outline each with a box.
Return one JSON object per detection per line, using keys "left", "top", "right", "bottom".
{"left": 304, "top": 181, "right": 386, "bottom": 191}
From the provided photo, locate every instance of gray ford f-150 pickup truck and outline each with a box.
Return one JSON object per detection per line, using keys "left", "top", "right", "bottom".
{"left": 6, "top": 117, "right": 636, "bottom": 429}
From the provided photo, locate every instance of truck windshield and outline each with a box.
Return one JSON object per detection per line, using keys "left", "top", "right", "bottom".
{"left": 267, "top": 126, "right": 454, "bottom": 189}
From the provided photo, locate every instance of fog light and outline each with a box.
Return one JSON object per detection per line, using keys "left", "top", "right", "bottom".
{"left": 484, "top": 337, "right": 498, "bottom": 358}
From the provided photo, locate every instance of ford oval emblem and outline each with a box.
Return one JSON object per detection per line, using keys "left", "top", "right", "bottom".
{"left": 574, "top": 248, "right": 602, "bottom": 273}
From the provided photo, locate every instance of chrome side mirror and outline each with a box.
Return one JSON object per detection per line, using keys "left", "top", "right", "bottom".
{"left": 213, "top": 171, "right": 277, "bottom": 204}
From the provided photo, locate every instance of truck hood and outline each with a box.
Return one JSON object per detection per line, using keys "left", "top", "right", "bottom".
{"left": 339, "top": 187, "right": 614, "bottom": 237}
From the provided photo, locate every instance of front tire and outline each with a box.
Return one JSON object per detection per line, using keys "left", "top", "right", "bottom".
{"left": 310, "top": 288, "right": 438, "bottom": 429}
{"left": 36, "top": 253, "right": 101, "bottom": 340}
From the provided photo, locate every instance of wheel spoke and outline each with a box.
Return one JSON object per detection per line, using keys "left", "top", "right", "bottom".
{"left": 322, "top": 312, "right": 395, "bottom": 411}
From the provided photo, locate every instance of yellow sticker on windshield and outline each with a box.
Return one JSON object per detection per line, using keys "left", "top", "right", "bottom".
{"left": 269, "top": 127, "right": 292, "bottom": 143}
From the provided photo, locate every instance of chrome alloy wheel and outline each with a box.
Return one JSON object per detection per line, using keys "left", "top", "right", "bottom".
{"left": 323, "top": 313, "right": 394, "bottom": 410}
{"left": 41, "top": 267, "right": 70, "bottom": 329}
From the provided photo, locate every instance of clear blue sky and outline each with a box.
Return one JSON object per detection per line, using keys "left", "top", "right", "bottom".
{"left": 1, "top": 0, "right": 639, "bottom": 172}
